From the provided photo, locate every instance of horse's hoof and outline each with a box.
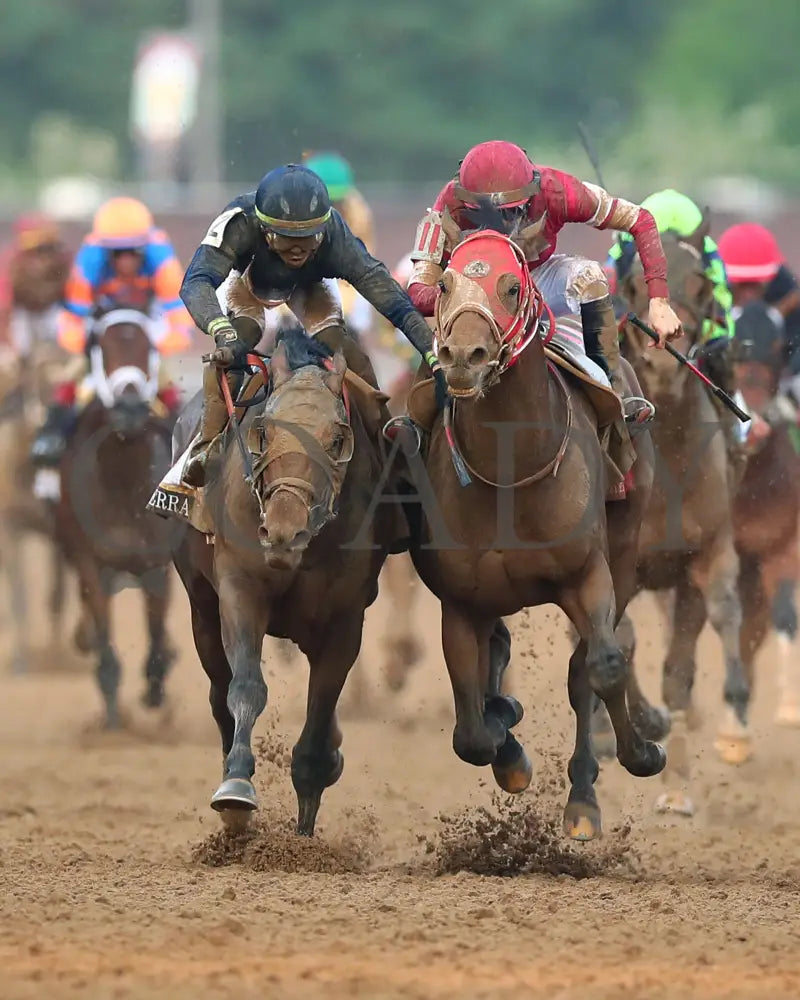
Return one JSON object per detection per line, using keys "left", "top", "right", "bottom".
{"left": 563, "top": 801, "right": 602, "bottom": 841}
{"left": 211, "top": 777, "right": 258, "bottom": 813}
{"left": 632, "top": 704, "right": 672, "bottom": 742}
{"left": 713, "top": 734, "right": 752, "bottom": 766}
{"left": 620, "top": 742, "right": 666, "bottom": 778}
{"left": 325, "top": 749, "right": 344, "bottom": 788}
{"left": 491, "top": 735, "right": 532, "bottom": 794}
{"left": 775, "top": 703, "right": 800, "bottom": 727}
{"left": 141, "top": 683, "right": 164, "bottom": 710}
{"left": 485, "top": 693, "right": 524, "bottom": 731}
{"left": 654, "top": 790, "right": 695, "bottom": 817}
{"left": 218, "top": 808, "right": 253, "bottom": 833}
{"left": 296, "top": 791, "right": 323, "bottom": 837}
{"left": 104, "top": 707, "right": 122, "bottom": 731}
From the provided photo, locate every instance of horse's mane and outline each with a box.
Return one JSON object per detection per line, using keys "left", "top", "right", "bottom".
{"left": 274, "top": 327, "right": 332, "bottom": 372}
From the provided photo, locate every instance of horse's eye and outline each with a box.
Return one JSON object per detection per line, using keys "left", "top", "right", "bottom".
{"left": 438, "top": 279, "right": 447, "bottom": 293}
{"left": 509, "top": 282, "right": 521, "bottom": 297}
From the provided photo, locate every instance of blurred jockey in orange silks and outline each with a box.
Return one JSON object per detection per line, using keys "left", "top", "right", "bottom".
{"left": 58, "top": 196, "right": 193, "bottom": 356}
{"left": 31, "top": 198, "right": 191, "bottom": 467}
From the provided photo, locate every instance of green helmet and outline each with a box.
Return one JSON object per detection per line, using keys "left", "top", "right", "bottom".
{"left": 640, "top": 189, "right": 703, "bottom": 238}
{"left": 303, "top": 152, "right": 354, "bottom": 201}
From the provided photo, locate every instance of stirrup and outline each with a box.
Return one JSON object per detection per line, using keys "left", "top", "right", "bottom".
{"left": 623, "top": 396, "right": 656, "bottom": 431}
{"left": 382, "top": 415, "right": 421, "bottom": 457}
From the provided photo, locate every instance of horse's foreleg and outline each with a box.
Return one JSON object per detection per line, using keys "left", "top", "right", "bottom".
{"left": 141, "top": 567, "right": 175, "bottom": 709}
{"left": 212, "top": 572, "right": 268, "bottom": 816}
{"left": 760, "top": 546, "right": 800, "bottom": 726}
{"left": 654, "top": 574, "right": 708, "bottom": 817}
{"left": 559, "top": 550, "right": 665, "bottom": 781}
{"left": 77, "top": 558, "right": 121, "bottom": 728}
{"left": 662, "top": 574, "right": 707, "bottom": 722}
{"left": 175, "top": 548, "right": 235, "bottom": 755}
{"left": 690, "top": 533, "right": 750, "bottom": 764}
{"left": 563, "top": 640, "right": 601, "bottom": 841}
{"left": 484, "top": 618, "right": 531, "bottom": 794}
{"left": 442, "top": 603, "right": 512, "bottom": 767}
{"left": 48, "top": 536, "right": 67, "bottom": 649}
{"left": 2, "top": 527, "right": 29, "bottom": 674}
{"left": 292, "top": 612, "right": 363, "bottom": 836}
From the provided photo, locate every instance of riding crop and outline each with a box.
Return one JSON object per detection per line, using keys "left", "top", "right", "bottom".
{"left": 625, "top": 313, "right": 750, "bottom": 422}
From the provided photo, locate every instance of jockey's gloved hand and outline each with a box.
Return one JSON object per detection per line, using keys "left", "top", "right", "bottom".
{"left": 425, "top": 351, "right": 450, "bottom": 411}
{"left": 209, "top": 320, "right": 249, "bottom": 369}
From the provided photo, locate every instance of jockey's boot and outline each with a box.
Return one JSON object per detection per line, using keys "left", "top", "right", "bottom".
{"left": 582, "top": 295, "right": 655, "bottom": 429}
{"left": 182, "top": 317, "right": 262, "bottom": 488}
{"left": 581, "top": 295, "right": 618, "bottom": 389}
{"left": 30, "top": 403, "right": 76, "bottom": 468}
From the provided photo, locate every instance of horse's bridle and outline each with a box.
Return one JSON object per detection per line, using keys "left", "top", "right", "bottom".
{"left": 90, "top": 309, "right": 160, "bottom": 409}
{"left": 434, "top": 231, "right": 571, "bottom": 489}
{"left": 251, "top": 368, "right": 354, "bottom": 530}
{"left": 435, "top": 231, "right": 552, "bottom": 382}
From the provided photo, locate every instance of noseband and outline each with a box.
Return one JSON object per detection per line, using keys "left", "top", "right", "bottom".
{"left": 252, "top": 365, "right": 354, "bottom": 528}
{"left": 435, "top": 231, "right": 553, "bottom": 378}
{"left": 91, "top": 309, "right": 159, "bottom": 409}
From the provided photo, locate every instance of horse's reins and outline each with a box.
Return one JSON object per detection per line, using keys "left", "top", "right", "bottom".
{"left": 212, "top": 351, "right": 353, "bottom": 509}
{"left": 212, "top": 352, "right": 271, "bottom": 484}
{"left": 445, "top": 360, "right": 573, "bottom": 489}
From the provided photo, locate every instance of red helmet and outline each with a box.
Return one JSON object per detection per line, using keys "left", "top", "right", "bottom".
{"left": 13, "top": 212, "right": 60, "bottom": 251}
{"left": 456, "top": 141, "right": 539, "bottom": 208}
{"left": 717, "top": 223, "right": 784, "bottom": 284}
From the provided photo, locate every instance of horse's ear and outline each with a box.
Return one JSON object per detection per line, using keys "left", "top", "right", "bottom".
{"left": 271, "top": 340, "right": 292, "bottom": 388}
{"left": 441, "top": 207, "right": 463, "bottom": 252}
{"left": 513, "top": 215, "right": 547, "bottom": 260}
{"left": 325, "top": 348, "right": 347, "bottom": 396}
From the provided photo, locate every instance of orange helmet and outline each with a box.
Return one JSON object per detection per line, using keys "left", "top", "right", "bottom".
{"left": 91, "top": 197, "right": 154, "bottom": 249}
{"left": 13, "top": 212, "right": 60, "bottom": 251}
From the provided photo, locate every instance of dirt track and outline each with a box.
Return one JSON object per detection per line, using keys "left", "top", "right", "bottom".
{"left": 3, "top": 539, "right": 800, "bottom": 999}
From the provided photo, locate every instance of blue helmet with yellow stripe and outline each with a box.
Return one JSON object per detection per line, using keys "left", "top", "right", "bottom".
{"left": 254, "top": 165, "right": 332, "bottom": 238}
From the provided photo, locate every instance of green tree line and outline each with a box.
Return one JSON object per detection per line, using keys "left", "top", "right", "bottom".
{"left": 1, "top": 0, "right": 797, "bottom": 187}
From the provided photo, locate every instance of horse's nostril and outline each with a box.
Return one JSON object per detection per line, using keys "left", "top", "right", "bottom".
{"left": 291, "top": 530, "right": 311, "bottom": 550}
{"left": 469, "top": 347, "right": 489, "bottom": 366}
{"left": 437, "top": 347, "right": 452, "bottom": 366}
